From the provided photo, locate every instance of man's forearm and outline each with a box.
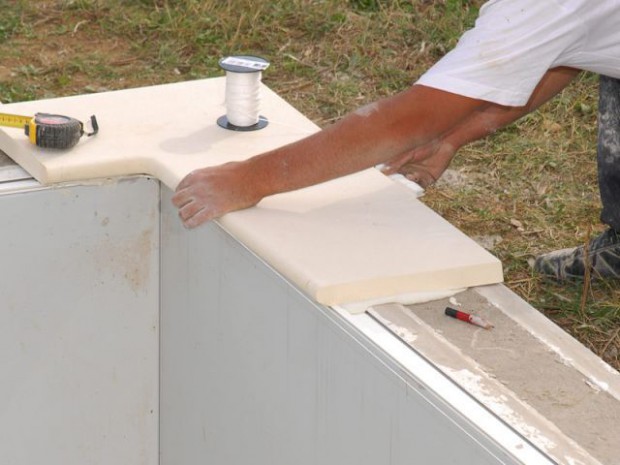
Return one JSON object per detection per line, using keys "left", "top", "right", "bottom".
{"left": 245, "top": 84, "right": 485, "bottom": 199}
{"left": 444, "top": 67, "right": 580, "bottom": 149}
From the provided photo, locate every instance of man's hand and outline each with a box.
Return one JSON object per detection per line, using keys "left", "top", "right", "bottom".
{"left": 381, "top": 140, "right": 457, "bottom": 188}
{"left": 172, "top": 161, "right": 263, "bottom": 228}
{"left": 378, "top": 67, "right": 581, "bottom": 188}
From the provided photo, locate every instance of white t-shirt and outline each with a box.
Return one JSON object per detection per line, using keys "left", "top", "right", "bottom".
{"left": 416, "top": 0, "right": 620, "bottom": 106}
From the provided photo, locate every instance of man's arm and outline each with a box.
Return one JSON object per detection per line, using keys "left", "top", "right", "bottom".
{"left": 173, "top": 85, "right": 486, "bottom": 227}
{"left": 172, "top": 67, "right": 579, "bottom": 228}
{"left": 381, "top": 66, "right": 581, "bottom": 186}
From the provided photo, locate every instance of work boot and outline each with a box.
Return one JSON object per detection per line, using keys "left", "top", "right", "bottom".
{"left": 534, "top": 228, "right": 620, "bottom": 280}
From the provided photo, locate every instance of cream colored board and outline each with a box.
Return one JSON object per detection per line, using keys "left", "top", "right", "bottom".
{"left": 225, "top": 171, "right": 502, "bottom": 305}
{"left": 0, "top": 78, "right": 503, "bottom": 305}
{"left": 0, "top": 78, "right": 319, "bottom": 188}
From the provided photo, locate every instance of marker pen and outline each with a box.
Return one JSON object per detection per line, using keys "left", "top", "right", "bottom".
{"left": 444, "top": 307, "right": 494, "bottom": 330}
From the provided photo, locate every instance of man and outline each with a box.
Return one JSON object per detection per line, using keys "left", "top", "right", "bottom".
{"left": 173, "top": 0, "right": 620, "bottom": 281}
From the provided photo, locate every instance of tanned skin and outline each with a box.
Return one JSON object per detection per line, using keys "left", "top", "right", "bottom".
{"left": 381, "top": 66, "right": 580, "bottom": 187}
{"left": 173, "top": 66, "right": 580, "bottom": 228}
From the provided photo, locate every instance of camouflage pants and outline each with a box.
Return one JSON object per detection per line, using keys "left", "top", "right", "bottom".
{"left": 598, "top": 75, "right": 620, "bottom": 231}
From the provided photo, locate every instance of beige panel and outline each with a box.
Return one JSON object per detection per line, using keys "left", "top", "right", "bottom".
{"left": 0, "top": 78, "right": 503, "bottom": 305}
{"left": 224, "top": 170, "right": 503, "bottom": 305}
{"left": 0, "top": 78, "right": 318, "bottom": 188}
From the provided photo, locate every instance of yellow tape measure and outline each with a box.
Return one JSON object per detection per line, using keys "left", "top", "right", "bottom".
{"left": 0, "top": 112, "right": 98, "bottom": 149}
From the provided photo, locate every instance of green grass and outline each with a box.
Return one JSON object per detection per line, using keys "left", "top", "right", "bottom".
{"left": 1, "top": 0, "right": 618, "bottom": 370}
{"left": 0, "top": 3, "right": 23, "bottom": 43}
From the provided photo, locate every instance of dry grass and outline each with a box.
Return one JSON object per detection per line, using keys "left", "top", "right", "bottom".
{"left": 1, "top": 0, "right": 618, "bottom": 370}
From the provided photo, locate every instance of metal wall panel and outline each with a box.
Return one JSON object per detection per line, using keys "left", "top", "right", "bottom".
{"left": 160, "top": 187, "right": 527, "bottom": 465}
{"left": 0, "top": 178, "right": 159, "bottom": 465}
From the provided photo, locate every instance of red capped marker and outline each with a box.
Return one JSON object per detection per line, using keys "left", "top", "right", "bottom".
{"left": 445, "top": 307, "right": 494, "bottom": 330}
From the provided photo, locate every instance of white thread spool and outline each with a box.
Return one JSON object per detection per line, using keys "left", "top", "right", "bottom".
{"left": 217, "top": 55, "right": 269, "bottom": 131}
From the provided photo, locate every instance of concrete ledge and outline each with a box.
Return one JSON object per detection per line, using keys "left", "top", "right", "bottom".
{"left": 366, "top": 286, "right": 619, "bottom": 465}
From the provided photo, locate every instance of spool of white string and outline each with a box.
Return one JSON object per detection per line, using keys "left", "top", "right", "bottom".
{"left": 217, "top": 55, "right": 269, "bottom": 131}
{"left": 225, "top": 70, "right": 262, "bottom": 127}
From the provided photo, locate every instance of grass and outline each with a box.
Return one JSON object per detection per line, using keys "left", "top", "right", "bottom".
{"left": 1, "top": 0, "right": 618, "bottom": 370}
